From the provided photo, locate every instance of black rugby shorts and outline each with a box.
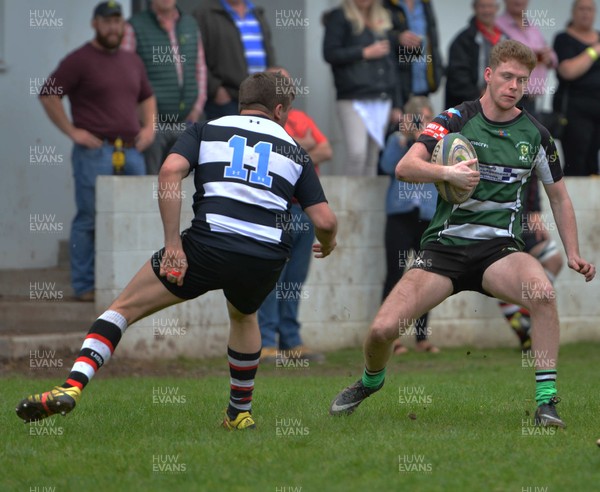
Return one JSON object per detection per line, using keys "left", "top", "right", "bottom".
{"left": 412, "top": 238, "right": 521, "bottom": 295}
{"left": 151, "top": 232, "right": 286, "bottom": 314}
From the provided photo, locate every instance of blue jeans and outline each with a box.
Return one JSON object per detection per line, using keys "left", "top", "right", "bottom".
{"left": 71, "top": 143, "right": 145, "bottom": 296}
{"left": 257, "top": 204, "right": 314, "bottom": 349}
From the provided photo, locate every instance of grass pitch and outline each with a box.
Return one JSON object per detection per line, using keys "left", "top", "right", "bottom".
{"left": 2, "top": 343, "right": 600, "bottom": 491}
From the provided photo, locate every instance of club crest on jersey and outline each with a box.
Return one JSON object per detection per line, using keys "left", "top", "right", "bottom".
{"left": 516, "top": 141, "right": 532, "bottom": 163}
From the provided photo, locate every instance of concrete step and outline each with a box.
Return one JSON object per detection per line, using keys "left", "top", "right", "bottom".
{"left": 0, "top": 298, "right": 96, "bottom": 335}
{"left": 0, "top": 332, "right": 85, "bottom": 360}
{"left": 0, "top": 268, "right": 73, "bottom": 298}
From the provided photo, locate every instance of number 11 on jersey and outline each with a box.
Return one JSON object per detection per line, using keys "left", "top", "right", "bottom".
{"left": 224, "top": 135, "right": 273, "bottom": 188}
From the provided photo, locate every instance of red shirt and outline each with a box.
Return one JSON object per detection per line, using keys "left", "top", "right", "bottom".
{"left": 42, "top": 43, "right": 153, "bottom": 141}
{"left": 285, "top": 108, "right": 327, "bottom": 174}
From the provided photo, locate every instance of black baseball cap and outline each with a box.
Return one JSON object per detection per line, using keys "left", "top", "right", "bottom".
{"left": 93, "top": 1, "right": 122, "bottom": 18}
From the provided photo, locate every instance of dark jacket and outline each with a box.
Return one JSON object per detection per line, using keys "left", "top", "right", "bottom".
{"left": 322, "top": 8, "right": 402, "bottom": 107}
{"left": 445, "top": 16, "right": 506, "bottom": 108}
{"left": 384, "top": 0, "right": 443, "bottom": 102}
{"left": 194, "top": 0, "right": 275, "bottom": 101}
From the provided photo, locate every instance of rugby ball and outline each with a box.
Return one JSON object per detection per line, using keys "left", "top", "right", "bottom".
{"left": 431, "top": 133, "right": 478, "bottom": 204}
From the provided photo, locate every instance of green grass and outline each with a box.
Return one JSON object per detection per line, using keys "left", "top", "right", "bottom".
{"left": 2, "top": 343, "right": 600, "bottom": 492}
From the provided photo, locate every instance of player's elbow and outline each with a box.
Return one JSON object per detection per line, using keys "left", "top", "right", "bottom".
{"left": 395, "top": 157, "right": 409, "bottom": 181}
{"left": 159, "top": 154, "right": 189, "bottom": 180}
{"left": 314, "top": 214, "right": 337, "bottom": 235}
{"left": 311, "top": 207, "right": 337, "bottom": 236}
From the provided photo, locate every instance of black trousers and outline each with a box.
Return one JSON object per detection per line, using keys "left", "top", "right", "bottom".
{"left": 562, "top": 96, "right": 600, "bottom": 176}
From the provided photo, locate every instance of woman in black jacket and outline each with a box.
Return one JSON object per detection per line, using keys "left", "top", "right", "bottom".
{"left": 323, "top": 0, "right": 402, "bottom": 176}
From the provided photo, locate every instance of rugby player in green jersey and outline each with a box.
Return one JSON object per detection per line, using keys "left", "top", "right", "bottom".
{"left": 330, "top": 40, "right": 595, "bottom": 428}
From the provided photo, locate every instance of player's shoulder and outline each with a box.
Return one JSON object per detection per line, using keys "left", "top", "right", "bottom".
{"left": 450, "top": 100, "right": 480, "bottom": 118}
{"left": 425, "top": 100, "right": 479, "bottom": 136}
{"left": 207, "top": 115, "right": 298, "bottom": 146}
{"left": 522, "top": 110, "right": 553, "bottom": 143}
{"left": 439, "top": 100, "right": 479, "bottom": 122}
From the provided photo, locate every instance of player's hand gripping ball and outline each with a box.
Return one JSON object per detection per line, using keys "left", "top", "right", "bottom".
{"left": 431, "top": 133, "right": 479, "bottom": 204}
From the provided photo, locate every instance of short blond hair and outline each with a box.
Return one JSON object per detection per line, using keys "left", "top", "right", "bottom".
{"left": 489, "top": 40, "right": 537, "bottom": 72}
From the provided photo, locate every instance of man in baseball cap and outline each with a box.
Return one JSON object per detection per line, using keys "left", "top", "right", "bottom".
{"left": 35, "top": 0, "right": 155, "bottom": 302}
{"left": 93, "top": 1, "right": 122, "bottom": 18}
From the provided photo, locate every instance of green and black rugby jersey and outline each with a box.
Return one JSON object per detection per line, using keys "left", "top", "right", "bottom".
{"left": 417, "top": 99, "right": 563, "bottom": 249}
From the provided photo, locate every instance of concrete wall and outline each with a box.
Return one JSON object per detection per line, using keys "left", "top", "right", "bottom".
{"left": 3, "top": 0, "right": 597, "bottom": 268}
{"left": 96, "top": 176, "right": 600, "bottom": 359}
{"left": 0, "top": 0, "right": 134, "bottom": 268}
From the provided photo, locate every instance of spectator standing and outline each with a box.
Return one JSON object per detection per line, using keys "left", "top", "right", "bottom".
{"left": 194, "top": 0, "right": 276, "bottom": 119}
{"left": 553, "top": 0, "right": 600, "bottom": 176}
{"left": 384, "top": 0, "right": 443, "bottom": 103}
{"left": 258, "top": 68, "right": 333, "bottom": 363}
{"left": 496, "top": 0, "right": 558, "bottom": 113}
{"left": 323, "top": 0, "right": 402, "bottom": 176}
{"left": 446, "top": 0, "right": 506, "bottom": 108}
{"left": 123, "top": 0, "right": 207, "bottom": 174}
{"left": 39, "top": 1, "right": 156, "bottom": 302}
{"left": 380, "top": 96, "right": 439, "bottom": 354}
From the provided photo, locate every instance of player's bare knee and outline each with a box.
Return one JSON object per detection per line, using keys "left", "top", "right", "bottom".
{"left": 520, "top": 276, "right": 556, "bottom": 310}
{"left": 228, "top": 310, "right": 250, "bottom": 324}
{"left": 369, "top": 320, "right": 398, "bottom": 344}
{"left": 227, "top": 303, "right": 256, "bottom": 325}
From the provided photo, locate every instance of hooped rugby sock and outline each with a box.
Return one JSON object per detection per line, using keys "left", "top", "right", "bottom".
{"left": 227, "top": 347, "right": 261, "bottom": 419}
{"left": 499, "top": 302, "right": 531, "bottom": 341}
{"left": 535, "top": 370, "right": 557, "bottom": 406}
{"left": 362, "top": 367, "right": 386, "bottom": 389}
{"left": 62, "top": 310, "right": 128, "bottom": 390}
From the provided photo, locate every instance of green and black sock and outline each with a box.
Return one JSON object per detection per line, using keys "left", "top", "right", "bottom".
{"left": 362, "top": 367, "right": 386, "bottom": 389}
{"left": 535, "top": 369, "right": 557, "bottom": 405}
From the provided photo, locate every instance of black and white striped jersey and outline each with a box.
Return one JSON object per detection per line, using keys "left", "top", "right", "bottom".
{"left": 169, "top": 115, "right": 327, "bottom": 259}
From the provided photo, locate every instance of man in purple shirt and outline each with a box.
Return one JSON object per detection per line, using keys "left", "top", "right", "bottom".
{"left": 496, "top": 0, "right": 558, "bottom": 112}
{"left": 39, "top": 1, "right": 156, "bottom": 301}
